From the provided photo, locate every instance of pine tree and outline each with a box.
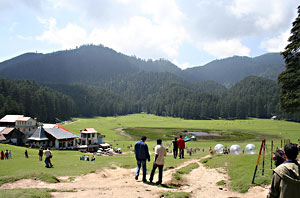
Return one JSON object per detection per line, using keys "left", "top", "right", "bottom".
{"left": 278, "top": 5, "right": 300, "bottom": 112}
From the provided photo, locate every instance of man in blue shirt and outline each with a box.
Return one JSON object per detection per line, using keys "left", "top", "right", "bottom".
{"left": 135, "top": 136, "right": 150, "bottom": 182}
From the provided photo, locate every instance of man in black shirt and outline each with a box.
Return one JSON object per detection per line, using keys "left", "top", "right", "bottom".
{"left": 172, "top": 137, "right": 178, "bottom": 159}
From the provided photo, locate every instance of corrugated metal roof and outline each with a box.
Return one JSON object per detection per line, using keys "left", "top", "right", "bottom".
{"left": 43, "top": 124, "right": 56, "bottom": 128}
{"left": 45, "top": 128, "right": 78, "bottom": 140}
{"left": 0, "top": 115, "right": 24, "bottom": 122}
{"left": 54, "top": 125, "right": 71, "bottom": 133}
{"left": 16, "top": 117, "right": 31, "bottom": 121}
{"left": 28, "top": 127, "right": 49, "bottom": 141}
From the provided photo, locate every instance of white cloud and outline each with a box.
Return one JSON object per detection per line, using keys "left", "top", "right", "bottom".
{"left": 228, "top": 0, "right": 297, "bottom": 32}
{"left": 31, "top": 1, "right": 299, "bottom": 67}
{"left": 37, "top": 17, "right": 56, "bottom": 30}
{"left": 17, "top": 35, "right": 33, "bottom": 40}
{"left": 36, "top": 0, "right": 188, "bottom": 61}
{"left": 9, "top": 22, "right": 17, "bottom": 32}
{"left": 36, "top": 17, "right": 87, "bottom": 49}
{"left": 203, "top": 39, "right": 250, "bottom": 58}
{"left": 88, "top": 15, "right": 187, "bottom": 60}
{"left": 260, "top": 31, "right": 291, "bottom": 52}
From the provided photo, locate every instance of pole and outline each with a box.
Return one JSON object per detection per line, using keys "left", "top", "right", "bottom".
{"left": 271, "top": 140, "right": 273, "bottom": 169}
{"left": 262, "top": 140, "right": 265, "bottom": 176}
{"left": 281, "top": 139, "right": 282, "bottom": 148}
{"left": 252, "top": 139, "right": 265, "bottom": 184}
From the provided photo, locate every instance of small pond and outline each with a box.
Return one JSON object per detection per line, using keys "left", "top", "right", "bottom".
{"left": 185, "top": 131, "right": 227, "bottom": 139}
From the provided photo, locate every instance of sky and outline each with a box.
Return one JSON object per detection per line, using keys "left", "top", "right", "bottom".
{"left": 0, "top": 0, "right": 298, "bottom": 69}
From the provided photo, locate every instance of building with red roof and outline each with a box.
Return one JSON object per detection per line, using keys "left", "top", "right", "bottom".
{"left": 78, "top": 128, "right": 105, "bottom": 152}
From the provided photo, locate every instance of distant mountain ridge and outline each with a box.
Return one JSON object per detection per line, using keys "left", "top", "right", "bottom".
{"left": 183, "top": 53, "right": 285, "bottom": 86}
{"left": 0, "top": 45, "right": 285, "bottom": 86}
{"left": 1, "top": 46, "right": 299, "bottom": 122}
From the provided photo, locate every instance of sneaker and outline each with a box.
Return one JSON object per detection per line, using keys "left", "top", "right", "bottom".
{"left": 135, "top": 175, "right": 138, "bottom": 180}
{"left": 142, "top": 179, "right": 147, "bottom": 183}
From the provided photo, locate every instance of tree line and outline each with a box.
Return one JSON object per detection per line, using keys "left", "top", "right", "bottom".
{"left": 1, "top": 72, "right": 299, "bottom": 123}
{"left": 0, "top": 78, "right": 75, "bottom": 122}
{"left": 49, "top": 72, "right": 300, "bottom": 122}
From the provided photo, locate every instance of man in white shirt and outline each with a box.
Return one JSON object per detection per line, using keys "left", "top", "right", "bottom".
{"left": 44, "top": 148, "right": 53, "bottom": 168}
{"left": 149, "top": 139, "right": 167, "bottom": 184}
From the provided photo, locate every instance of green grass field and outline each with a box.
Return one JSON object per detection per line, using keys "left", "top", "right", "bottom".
{"left": 1, "top": 114, "right": 300, "bottom": 195}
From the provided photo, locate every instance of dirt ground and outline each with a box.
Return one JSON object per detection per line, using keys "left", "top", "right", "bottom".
{"left": 0, "top": 156, "right": 269, "bottom": 198}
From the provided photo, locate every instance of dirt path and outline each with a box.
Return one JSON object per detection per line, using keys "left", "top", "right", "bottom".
{"left": 0, "top": 156, "right": 269, "bottom": 198}
{"left": 115, "top": 128, "right": 133, "bottom": 140}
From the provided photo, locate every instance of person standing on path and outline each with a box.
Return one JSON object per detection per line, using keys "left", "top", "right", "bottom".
{"left": 172, "top": 137, "right": 178, "bottom": 159}
{"left": 149, "top": 139, "right": 167, "bottom": 184}
{"left": 177, "top": 135, "right": 185, "bottom": 159}
{"left": 134, "top": 136, "right": 150, "bottom": 182}
{"left": 267, "top": 143, "right": 300, "bottom": 198}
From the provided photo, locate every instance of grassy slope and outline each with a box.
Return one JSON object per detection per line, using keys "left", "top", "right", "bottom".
{"left": 0, "top": 114, "right": 299, "bottom": 194}
{"left": 63, "top": 114, "right": 300, "bottom": 151}
{"left": 0, "top": 143, "right": 206, "bottom": 179}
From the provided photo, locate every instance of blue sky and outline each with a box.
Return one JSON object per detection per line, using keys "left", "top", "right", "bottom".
{"left": 0, "top": 0, "right": 298, "bottom": 69}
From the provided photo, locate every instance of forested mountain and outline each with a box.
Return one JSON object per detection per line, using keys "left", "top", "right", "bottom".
{"left": 0, "top": 45, "right": 284, "bottom": 86}
{"left": 183, "top": 53, "right": 285, "bottom": 86}
{"left": 0, "top": 78, "right": 75, "bottom": 122}
{"left": 0, "top": 45, "right": 297, "bottom": 122}
{"left": 0, "top": 45, "right": 180, "bottom": 84}
{"left": 220, "top": 76, "right": 280, "bottom": 119}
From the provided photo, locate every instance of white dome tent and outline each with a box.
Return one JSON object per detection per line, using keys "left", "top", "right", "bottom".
{"left": 245, "top": 144, "right": 256, "bottom": 154}
{"left": 214, "top": 144, "right": 224, "bottom": 154}
{"left": 230, "top": 144, "right": 242, "bottom": 155}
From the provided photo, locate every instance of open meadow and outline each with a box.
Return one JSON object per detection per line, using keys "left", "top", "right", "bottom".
{"left": 1, "top": 114, "right": 300, "bottom": 197}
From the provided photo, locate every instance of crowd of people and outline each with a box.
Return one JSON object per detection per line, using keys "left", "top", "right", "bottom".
{"left": 2, "top": 134, "right": 300, "bottom": 197}
{"left": 134, "top": 135, "right": 201, "bottom": 185}
{"left": 133, "top": 134, "right": 300, "bottom": 198}
{"left": 0, "top": 149, "right": 12, "bottom": 160}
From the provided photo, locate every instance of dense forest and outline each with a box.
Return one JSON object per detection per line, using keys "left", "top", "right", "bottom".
{"left": 48, "top": 73, "right": 300, "bottom": 122}
{"left": 1, "top": 73, "right": 299, "bottom": 122}
{"left": 0, "top": 79, "right": 75, "bottom": 122}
